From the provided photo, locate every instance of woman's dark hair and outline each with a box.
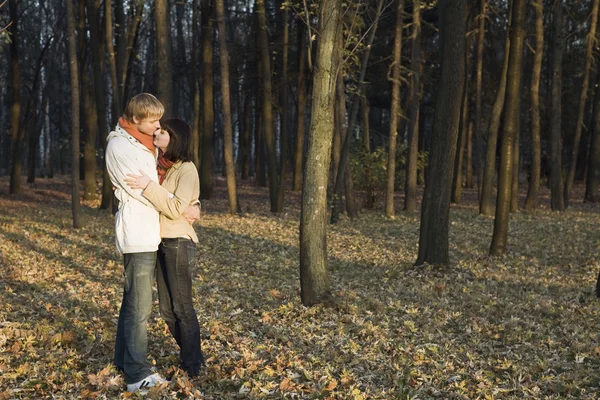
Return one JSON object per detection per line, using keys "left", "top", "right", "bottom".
{"left": 161, "top": 118, "right": 193, "bottom": 163}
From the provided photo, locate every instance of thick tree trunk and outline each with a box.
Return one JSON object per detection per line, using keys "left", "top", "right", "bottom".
{"left": 66, "top": 0, "right": 81, "bottom": 228}
{"left": 200, "top": 0, "right": 215, "bottom": 199}
{"left": 549, "top": 0, "right": 565, "bottom": 211}
{"left": 480, "top": 2, "right": 512, "bottom": 216}
{"left": 385, "top": 0, "right": 405, "bottom": 216}
{"left": 489, "top": 0, "right": 526, "bottom": 255}
{"left": 524, "top": 0, "right": 544, "bottom": 210}
{"left": 565, "top": 0, "right": 599, "bottom": 205}
{"left": 155, "top": 0, "right": 174, "bottom": 117}
{"left": 257, "top": 0, "right": 281, "bottom": 212}
{"left": 404, "top": 0, "right": 422, "bottom": 212}
{"left": 215, "top": 0, "right": 239, "bottom": 214}
{"left": 416, "top": 0, "right": 469, "bottom": 266}
{"left": 8, "top": 0, "right": 22, "bottom": 194}
{"left": 293, "top": 23, "right": 308, "bottom": 192}
{"left": 473, "top": 0, "right": 487, "bottom": 195}
{"left": 300, "top": 0, "right": 343, "bottom": 306}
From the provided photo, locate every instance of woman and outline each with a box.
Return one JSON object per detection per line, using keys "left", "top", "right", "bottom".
{"left": 125, "top": 118, "right": 205, "bottom": 377}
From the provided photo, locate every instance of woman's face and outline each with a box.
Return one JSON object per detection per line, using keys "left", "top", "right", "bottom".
{"left": 154, "top": 128, "right": 170, "bottom": 152}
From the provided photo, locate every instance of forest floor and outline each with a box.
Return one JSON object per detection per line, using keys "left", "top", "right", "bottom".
{"left": 1, "top": 175, "right": 600, "bottom": 399}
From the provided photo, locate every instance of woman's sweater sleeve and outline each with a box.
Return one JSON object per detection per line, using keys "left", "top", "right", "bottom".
{"left": 142, "top": 165, "right": 197, "bottom": 220}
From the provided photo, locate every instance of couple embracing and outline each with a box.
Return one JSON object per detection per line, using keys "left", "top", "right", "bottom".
{"left": 106, "top": 93, "right": 205, "bottom": 392}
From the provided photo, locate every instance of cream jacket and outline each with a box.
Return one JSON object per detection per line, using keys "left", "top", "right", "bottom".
{"left": 106, "top": 124, "right": 161, "bottom": 254}
{"left": 142, "top": 161, "right": 200, "bottom": 243}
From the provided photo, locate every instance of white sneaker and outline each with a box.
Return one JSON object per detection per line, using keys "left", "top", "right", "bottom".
{"left": 126, "top": 373, "right": 167, "bottom": 393}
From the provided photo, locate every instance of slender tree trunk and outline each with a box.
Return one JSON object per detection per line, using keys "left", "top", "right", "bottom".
{"left": 66, "top": 0, "right": 81, "bottom": 228}
{"left": 480, "top": 2, "right": 512, "bottom": 216}
{"left": 215, "top": 0, "right": 239, "bottom": 214}
{"left": 191, "top": 0, "right": 200, "bottom": 167}
{"left": 586, "top": 59, "right": 600, "bottom": 202}
{"left": 416, "top": 0, "right": 469, "bottom": 266}
{"left": 565, "top": 0, "right": 599, "bottom": 205}
{"left": 257, "top": 0, "right": 281, "bottom": 212}
{"left": 466, "top": 121, "right": 473, "bottom": 188}
{"left": 8, "top": 0, "right": 22, "bottom": 194}
{"left": 300, "top": 0, "right": 343, "bottom": 306}
{"left": 549, "top": 0, "right": 565, "bottom": 211}
{"left": 331, "top": 0, "right": 384, "bottom": 223}
{"left": 277, "top": 2, "right": 290, "bottom": 200}
{"left": 200, "top": 0, "right": 215, "bottom": 199}
{"left": 385, "top": 0, "right": 405, "bottom": 216}
{"left": 404, "top": 0, "right": 422, "bottom": 212}
{"left": 473, "top": 0, "right": 487, "bottom": 196}
{"left": 155, "top": 0, "right": 174, "bottom": 117}
{"left": 105, "top": 0, "right": 121, "bottom": 120}
{"left": 241, "top": 92, "right": 252, "bottom": 180}
{"left": 121, "top": 2, "right": 144, "bottom": 102}
{"left": 293, "top": 23, "right": 308, "bottom": 192}
{"left": 362, "top": 94, "right": 374, "bottom": 208}
{"left": 452, "top": 79, "right": 469, "bottom": 204}
{"left": 82, "top": 63, "right": 98, "bottom": 200}
{"left": 510, "top": 118, "right": 520, "bottom": 212}
{"left": 524, "top": 0, "right": 544, "bottom": 210}
{"left": 489, "top": 0, "right": 526, "bottom": 255}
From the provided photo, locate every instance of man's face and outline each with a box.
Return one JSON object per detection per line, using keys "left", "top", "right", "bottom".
{"left": 132, "top": 116, "right": 162, "bottom": 136}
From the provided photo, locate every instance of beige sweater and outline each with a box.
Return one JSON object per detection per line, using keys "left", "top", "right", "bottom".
{"left": 142, "top": 161, "right": 200, "bottom": 243}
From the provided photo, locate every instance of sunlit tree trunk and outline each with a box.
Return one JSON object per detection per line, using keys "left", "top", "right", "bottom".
{"left": 385, "top": 0, "right": 405, "bottom": 216}
{"left": 416, "top": 0, "right": 469, "bottom": 266}
{"left": 473, "top": 0, "right": 487, "bottom": 195}
{"left": 293, "top": 23, "right": 308, "bottom": 192}
{"left": 215, "top": 0, "right": 239, "bottom": 214}
{"left": 565, "top": 0, "right": 599, "bottom": 205}
{"left": 200, "top": 0, "right": 215, "bottom": 199}
{"left": 549, "top": 0, "right": 565, "bottom": 211}
{"left": 66, "top": 0, "right": 81, "bottom": 228}
{"left": 8, "top": 0, "right": 22, "bottom": 194}
{"left": 480, "top": 2, "right": 512, "bottom": 216}
{"left": 155, "top": 0, "right": 174, "bottom": 117}
{"left": 489, "top": 0, "right": 526, "bottom": 255}
{"left": 524, "top": 0, "right": 544, "bottom": 210}
{"left": 277, "top": 2, "right": 290, "bottom": 206}
{"left": 300, "top": 0, "right": 343, "bottom": 306}
{"left": 404, "top": 0, "right": 422, "bottom": 212}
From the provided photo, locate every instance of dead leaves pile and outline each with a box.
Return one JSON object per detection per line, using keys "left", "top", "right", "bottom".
{"left": 1, "top": 177, "right": 600, "bottom": 399}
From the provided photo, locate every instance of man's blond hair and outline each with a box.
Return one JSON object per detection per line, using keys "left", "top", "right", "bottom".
{"left": 123, "top": 93, "right": 164, "bottom": 122}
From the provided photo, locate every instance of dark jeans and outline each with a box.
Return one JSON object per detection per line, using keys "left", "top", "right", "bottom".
{"left": 114, "top": 252, "right": 157, "bottom": 384}
{"left": 157, "top": 238, "right": 205, "bottom": 375}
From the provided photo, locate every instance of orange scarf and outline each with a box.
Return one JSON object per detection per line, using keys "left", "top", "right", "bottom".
{"left": 118, "top": 116, "right": 156, "bottom": 153}
{"left": 157, "top": 150, "right": 175, "bottom": 184}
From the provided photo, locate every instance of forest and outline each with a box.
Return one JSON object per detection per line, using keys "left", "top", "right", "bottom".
{"left": 1, "top": 0, "right": 600, "bottom": 398}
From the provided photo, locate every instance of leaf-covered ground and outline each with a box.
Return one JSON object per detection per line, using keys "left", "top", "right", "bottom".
{"left": 1, "top": 176, "right": 599, "bottom": 399}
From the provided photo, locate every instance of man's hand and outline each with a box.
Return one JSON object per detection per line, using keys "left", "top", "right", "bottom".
{"left": 183, "top": 202, "right": 201, "bottom": 224}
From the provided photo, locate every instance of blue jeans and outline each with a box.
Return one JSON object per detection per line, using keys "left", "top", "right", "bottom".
{"left": 157, "top": 238, "right": 205, "bottom": 376}
{"left": 114, "top": 252, "right": 156, "bottom": 384}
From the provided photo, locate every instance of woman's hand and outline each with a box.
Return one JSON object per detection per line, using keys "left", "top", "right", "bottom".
{"left": 124, "top": 170, "right": 152, "bottom": 190}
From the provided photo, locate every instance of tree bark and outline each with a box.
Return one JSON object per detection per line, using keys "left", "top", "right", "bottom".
{"left": 155, "top": 0, "right": 174, "bottom": 117}
{"left": 524, "top": 0, "right": 544, "bottom": 210}
{"left": 191, "top": 0, "right": 200, "bottom": 167}
{"left": 510, "top": 117, "right": 520, "bottom": 212}
{"left": 277, "top": 2, "right": 290, "bottom": 206}
{"left": 452, "top": 76, "right": 469, "bottom": 204}
{"left": 586, "top": 58, "right": 600, "bottom": 202}
{"left": 8, "top": 0, "right": 22, "bottom": 194}
{"left": 241, "top": 92, "right": 252, "bottom": 180}
{"left": 564, "top": 0, "right": 599, "bottom": 205}
{"left": 293, "top": 23, "right": 308, "bottom": 192}
{"left": 404, "top": 0, "right": 422, "bottom": 212}
{"left": 385, "top": 0, "right": 405, "bottom": 216}
{"left": 215, "top": 0, "right": 239, "bottom": 214}
{"left": 200, "top": 0, "right": 215, "bottom": 199}
{"left": 473, "top": 0, "right": 487, "bottom": 195}
{"left": 66, "top": 0, "right": 81, "bottom": 228}
{"left": 466, "top": 120, "right": 473, "bottom": 188}
{"left": 489, "top": 0, "right": 527, "bottom": 255}
{"left": 480, "top": 1, "right": 512, "bottom": 216}
{"left": 105, "top": 0, "right": 121, "bottom": 120}
{"left": 416, "top": 0, "right": 469, "bottom": 266}
{"left": 300, "top": 0, "right": 343, "bottom": 306}
{"left": 362, "top": 93, "right": 374, "bottom": 209}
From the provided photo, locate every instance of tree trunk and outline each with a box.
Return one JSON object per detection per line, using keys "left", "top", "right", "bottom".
{"left": 473, "top": 0, "right": 487, "bottom": 196}
{"left": 241, "top": 92, "right": 252, "bottom": 180}
{"left": 300, "top": 0, "right": 343, "bottom": 306}
{"left": 510, "top": 119, "right": 520, "bottom": 212}
{"left": 362, "top": 94, "right": 374, "bottom": 209}
{"left": 8, "top": 0, "right": 22, "bottom": 194}
{"left": 293, "top": 23, "right": 308, "bottom": 192}
{"left": 105, "top": 0, "right": 121, "bottom": 120}
{"left": 479, "top": 1, "right": 512, "bottom": 216}
{"left": 120, "top": 1, "right": 144, "bottom": 103}
{"left": 257, "top": 0, "right": 281, "bottom": 212}
{"left": 66, "top": 0, "right": 81, "bottom": 228}
{"left": 415, "top": 0, "right": 469, "bottom": 267}
{"left": 277, "top": 2, "right": 290, "bottom": 206}
{"left": 564, "top": 0, "right": 599, "bottom": 205}
{"left": 200, "top": 0, "right": 215, "bottom": 199}
{"left": 524, "top": 0, "right": 544, "bottom": 210}
{"left": 466, "top": 120, "right": 473, "bottom": 188}
{"left": 155, "top": 0, "right": 174, "bottom": 117}
{"left": 404, "top": 0, "right": 422, "bottom": 212}
{"left": 489, "top": 0, "right": 526, "bottom": 255}
{"left": 191, "top": 0, "right": 200, "bottom": 167}
{"left": 586, "top": 59, "right": 600, "bottom": 202}
{"left": 452, "top": 78, "right": 469, "bottom": 204}
{"left": 549, "top": 0, "right": 565, "bottom": 211}
{"left": 82, "top": 62, "right": 98, "bottom": 200}
{"left": 385, "top": 0, "right": 405, "bottom": 216}
{"left": 215, "top": 0, "right": 239, "bottom": 214}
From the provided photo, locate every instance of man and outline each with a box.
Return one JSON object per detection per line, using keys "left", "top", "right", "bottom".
{"left": 105, "top": 93, "right": 170, "bottom": 392}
